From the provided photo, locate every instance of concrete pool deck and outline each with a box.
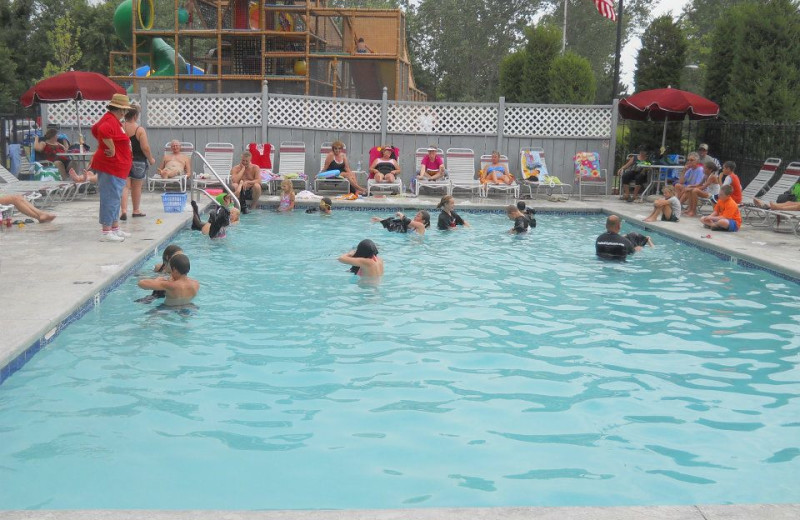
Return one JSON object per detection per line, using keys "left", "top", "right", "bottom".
{"left": 0, "top": 191, "right": 798, "bottom": 519}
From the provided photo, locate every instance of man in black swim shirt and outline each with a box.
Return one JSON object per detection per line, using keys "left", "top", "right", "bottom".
{"left": 595, "top": 215, "right": 641, "bottom": 260}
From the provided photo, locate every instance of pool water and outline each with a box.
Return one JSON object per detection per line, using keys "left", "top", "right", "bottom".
{"left": 1, "top": 211, "right": 799, "bottom": 510}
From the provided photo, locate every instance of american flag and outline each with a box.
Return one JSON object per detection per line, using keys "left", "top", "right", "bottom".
{"left": 593, "top": 0, "right": 617, "bottom": 21}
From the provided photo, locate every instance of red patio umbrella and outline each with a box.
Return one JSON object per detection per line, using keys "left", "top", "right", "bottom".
{"left": 20, "top": 71, "right": 126, "bottom": 146}
{"left": 619, "top": 87, "right": 719, "bottom": 149}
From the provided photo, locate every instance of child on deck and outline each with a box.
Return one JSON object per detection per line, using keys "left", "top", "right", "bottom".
{"left": 700, "top": 184, "right": 742, "bottom": 232}
{"left": 278, "top": 179, "right": 295, "bottom": 212}
{"left": 643, "top": 185, "right": 681, "bottom": 222}
{"left": 137, "top": 253, "right": 199, "bottom": 306}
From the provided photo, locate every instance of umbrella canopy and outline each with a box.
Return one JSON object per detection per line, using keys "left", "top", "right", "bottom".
{"left": 618, "top": 87, "right": 719, "bottom": 122}
{"left": 20, "top": 71, "right": 125, "bottom": 106}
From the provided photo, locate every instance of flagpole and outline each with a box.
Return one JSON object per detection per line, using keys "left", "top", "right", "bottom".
{"left": 561, "top": 0, "right": 568, "bottom": 54}
{"left": 611, "top": 0, "right": 623, "bottom": 101}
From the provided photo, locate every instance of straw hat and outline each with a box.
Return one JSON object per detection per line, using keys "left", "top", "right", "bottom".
{"left": 107, "top": 94, "right": 132, "bottom": 110}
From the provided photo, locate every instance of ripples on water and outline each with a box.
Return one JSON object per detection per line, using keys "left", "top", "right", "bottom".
{"left": 0, "top": 212, "right": 798, "bottom": 509}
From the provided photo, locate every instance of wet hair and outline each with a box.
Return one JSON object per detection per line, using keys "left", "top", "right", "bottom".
{"left": 720, "top": 184, "right": 733, "bottom": 196}
{"left": 516, "top": 201, "right": 526, "bottom": 211}
{"left": 417, "top": 210, "right": 430, "bottom": 228}
{"left": 170, "top": 253, "right": 190, "bottom": 275}
{"left": 436, "top": 195, "right": 454, "bottom": 209}
{"left": 124, "top": 105, "right": 139, "bottom": 121}
{"left": 321, "top": 197, "right": 332, "bottom": 210}
{"left": 44, "top": 128, "right": 58, "bottom": 140}
{"left": 158, "top": 244, "right": 183, "bottom": 272}
{"left": 349, "top": 239, "right": 378, "bottom": 274}
{"left": 358, "top": 37, "right": 365, "bottom": 43}
{"left": 723, "top": 160, "right": 736, "bottom": 171}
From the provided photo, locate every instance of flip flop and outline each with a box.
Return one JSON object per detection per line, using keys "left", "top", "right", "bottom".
{"left": 119, "top": 213, "right": 127, "bottom": 221}
{"left": 132, "top": 212, "right": 146, "bottom": 218}
{"left": 24, "top": 219, "right": 34, "bottom": 224}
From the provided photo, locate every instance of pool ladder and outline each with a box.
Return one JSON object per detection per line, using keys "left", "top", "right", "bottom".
{"left": 190, "top": 150, "right": 241, "bottom": 211}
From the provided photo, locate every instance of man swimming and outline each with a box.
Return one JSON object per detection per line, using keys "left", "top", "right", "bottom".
{"left": 137, "top": 253, "right": 199, "bottom": 306}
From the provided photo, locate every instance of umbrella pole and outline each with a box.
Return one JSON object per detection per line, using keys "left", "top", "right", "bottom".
{"left": 661, "top": 119, "right": 668, "bottom": 152}
{"left": 75, "top": 99, "right": 83, "bottom": 151}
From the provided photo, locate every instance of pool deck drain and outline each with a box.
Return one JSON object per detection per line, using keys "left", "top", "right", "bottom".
{"left": 0, "top": 192, "right": 798, "bottom": 519}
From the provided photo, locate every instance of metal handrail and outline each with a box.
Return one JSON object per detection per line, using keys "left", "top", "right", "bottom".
{"left": 191, "top": 150, "right": 241, "bottom": 211}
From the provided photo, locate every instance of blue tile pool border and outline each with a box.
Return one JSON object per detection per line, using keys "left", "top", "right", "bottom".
{"left": 2, "top": 206, "right": 798, "bottom": 385}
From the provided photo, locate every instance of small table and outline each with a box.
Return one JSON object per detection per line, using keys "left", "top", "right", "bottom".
{"left": 639, "top": 164, "right": 684, "bottom": 198}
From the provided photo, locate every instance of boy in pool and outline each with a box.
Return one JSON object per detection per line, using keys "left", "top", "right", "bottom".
{"left": 516, "top": 201, "right": 537, "bottom": 227}
{"left": 506, "top": 205, "right": 533, "bottom": 234}
{"left": 135, "top": 244, "right": 183, "bottom": 303}
{"left": 305, "top": 197, "right": 333, "bottom": 214}
{"left": 191, "top": 200, "right": 231, "bottom": 239}
{"left": 371, "top": 210, "right": 430, "bottom": 235}
{"left": 137, "top": 253, "right": 199, "bottom": 306}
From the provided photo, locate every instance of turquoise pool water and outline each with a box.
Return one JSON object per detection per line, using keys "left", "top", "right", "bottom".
{"left": 0, "top": 211, "right": 799, "bottom": 510}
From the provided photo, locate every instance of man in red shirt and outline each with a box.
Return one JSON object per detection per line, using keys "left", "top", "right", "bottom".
{"left": 90, "top": 94, "right": 133, "bottom": 242}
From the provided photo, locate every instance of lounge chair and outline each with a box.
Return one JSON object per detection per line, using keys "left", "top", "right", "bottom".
{"left": 148, "top": 142, "right": 193, "bottom": 192}
{"left": 446, "top": 148, "right": 481, "bottom": 197}
{"left": 742, "top": 161, "right": 800, "bottom": 224}
{"left": 366, "top": 145, "right": 402, "bottom": 196}
{"left": 315, "top": 142, "right": 351, "bottom": 194}
{"left": 274, "top": 141, "right": 308, "bottom": 192}
{"left": 193, "top": 142, "right": 234, "bottom": 190}
{"left": 519, "top": 148, "right": 545, "bottom": 198}
{"left": 574, "top": 151, "right": 608, "bottom": 200}
{"left": 413, "top": 147, "right": 449, "bottom": 197}
{"left": 479, "top": 153, "right": 519, "bottom": 199}
{"left": 697, "top": 157, "right": 781, "bottom": 214}
{"left": 0, "top": 163, "right": 70, "bottom": 206}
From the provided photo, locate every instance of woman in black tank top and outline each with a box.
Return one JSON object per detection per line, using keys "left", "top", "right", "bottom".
{"left": 121, "top": 105, "right": 155, "bottom": 219}
{"left": 322, "top": 140, "right": 365, "bottom": 194}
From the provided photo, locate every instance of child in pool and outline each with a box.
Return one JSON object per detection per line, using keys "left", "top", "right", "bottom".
{"left": 371, "top": 210, "right": 430, "bottom": 235}
{"left": 278, "top": 179, "right": 295, "bottom": 212}
{"left": 306, "top": 197, "right": 333, "bottom": 214}
{"left": 135, "top": 244, "right": 183, "bottom": 303}
{"left": 506, "top": 205, "right": 533, "bottom": 234}
{"left": 436, "top": 195, "right": 469, "bottom": 230}
{"left": 338, "top": 239, "right": 384, "bottom": 277}
{"left": 625, "top": 232, "right": 654, "bottom": 248}
{"left": 137, "top": 253, "right": 199, "bottom": 306}
{"left": 191, "top": 200, "right": 231, "bottom": 239}
{"left": 515, "top": 201, "right": 537, "bottom": 227}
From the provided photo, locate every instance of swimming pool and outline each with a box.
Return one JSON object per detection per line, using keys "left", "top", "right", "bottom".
{"left": 0, "top": 210, "right": 798, "bottom": 510}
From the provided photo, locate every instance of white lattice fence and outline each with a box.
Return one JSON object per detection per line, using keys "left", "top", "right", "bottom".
{"left": 147, "top": 95, "right": 261, "bottom": 128}
{"left": 268, "top": 96, "right": 381, "bottom": 132}
{"left": 46, "top": 100, "right": 109, "bottom": 127}
{"left": 504, "top": 105, "right": 612, "bottom": 138}
{"left": 388, "top": 103, "right": 498, "bottom": 135}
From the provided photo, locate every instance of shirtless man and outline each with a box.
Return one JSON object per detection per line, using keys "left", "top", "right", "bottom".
{"left": 157, "top": 140, "right": 191, "bottom": 179}
{"left": 230, "top": 151, "right": 262, "bottom": 211}
{"left": 137, "top": 253, "right": 199, "bottom": 306}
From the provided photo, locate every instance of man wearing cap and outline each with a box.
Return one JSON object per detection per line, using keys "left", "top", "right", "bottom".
{"left": 698, "top": 144, "right": 721, "bottom": 172}
{"left": 418, "top": 145, "right": 445, "bottom": 181}
{"left": 91, "top": 93, "right": 133, "bottom": 242}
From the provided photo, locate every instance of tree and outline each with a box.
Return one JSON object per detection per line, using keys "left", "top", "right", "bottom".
{"left": 499, "top": 51, "right": 527, "bottom": 103}
{"left": 540, "top": 0, "right": 656, "bottom": 103}
{"left": 42, "top": 15, "right": 82, "bottom": 79}
{"left": 409, "top": 0, "right": 541, "bottom": 101}
{"left": 630, "top": 16, "right": 687, "bottom": 152}
{"left": 520, "top": 24, "right": 561, "bottom": 103}
{"left": 0, "top": 41, "right": 20, "bottom": 111}
{"left": 706, "top": 0, "right": 800, "bottom": 122}
{"left": 548, "top": 52, "right": 596, "bottom": 104}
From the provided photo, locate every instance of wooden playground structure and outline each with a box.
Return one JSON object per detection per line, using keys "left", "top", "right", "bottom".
{"left": 109, "top": 0, "right": 426, "bottom": 100}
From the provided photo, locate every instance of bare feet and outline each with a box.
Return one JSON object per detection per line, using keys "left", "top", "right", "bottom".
{"left": 38, "top": 213, "right": 56, "bottom": 223}
{"left": 642, "top": 217, "right": 655, "bottom": 222}
{"left": 684, "top": 211, "right": 696, "bottom": 217}
{"left": 753, "top": 198, "right": 768, "bottom": 209}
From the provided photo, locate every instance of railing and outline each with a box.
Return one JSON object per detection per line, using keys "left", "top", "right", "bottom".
{"left": 191, "top": 151, "right": 241, "bottom": 211}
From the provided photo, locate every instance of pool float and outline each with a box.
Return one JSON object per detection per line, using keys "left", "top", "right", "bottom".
{"left": 317, "top": 169, "right": 341, "bottom": 178}
{"left": 207, "top": 188, "right": 223, "bottom": 196}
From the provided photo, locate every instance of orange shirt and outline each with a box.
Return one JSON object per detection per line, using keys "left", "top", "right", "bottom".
{"left": 714, "top": 197, "right": 742, "bottom": 227}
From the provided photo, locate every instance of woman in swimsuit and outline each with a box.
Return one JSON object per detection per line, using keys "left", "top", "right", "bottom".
{"left": 33, "top": 129, "right": 69, "bottom": 180}
{"left": 322, "top": 140, "right": 365, "bottom": 194}
{"left": 436, "top": 195, "right": 469, "bottom": 230}
{"left": 338, "top": 239, "right": 384, "bottom": 278}
{"left": 369, "top": 145, "right": 400, "bottom": 184}
{"left": 481, "top": 151, "right": 513, "bottom": 185}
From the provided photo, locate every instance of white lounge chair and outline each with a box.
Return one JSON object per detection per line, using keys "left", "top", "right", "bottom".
{"left": 274, "top": 141, "right": 308, "bottom": 192}
{"left": 148, "top": 142, "right": 193, "bottom": 191}
{"left": 193, "top": 142, "right": 234, "bottom": 190}
{"left": 366, "top": 146, "right": 403, "bottom": 196}
{"left": 574, "top": 151, "right": 608, "bottom": 200}
{"left": 413, "top": 147, "right": 449, "bottom": 197}
{"left": 315, "top": 142, "right": 351, "bottom": 194}
{"left": 519, "top": 148, "right": 545, "bottom": 198}
{"left": 697, "top": 157, "right": 781, "bottom": 214}
{"left": 0, "top": 163, "right": 70, "bottom": 206}
{"left": 446, "top": 148, "right": 481, "bottom": 197}
{"left": 479, "top": 154, "right": 519, "bottom": 199}
{"left": 744, "top": 161, "right": 800, "bottom": 229}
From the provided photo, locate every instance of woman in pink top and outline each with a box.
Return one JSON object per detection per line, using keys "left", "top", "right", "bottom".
{"left": 417, "top": 145, "right": 444, "bottom": 181}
